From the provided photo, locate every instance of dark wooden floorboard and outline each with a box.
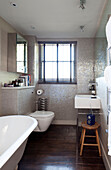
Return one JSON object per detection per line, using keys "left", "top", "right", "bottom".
{"left": 18, "top": 125, "right": 106, "bottom": 170}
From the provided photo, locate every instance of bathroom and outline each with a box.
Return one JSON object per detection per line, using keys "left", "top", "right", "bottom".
{"left": 0, "top": 0, "right": 111, "bottom": 169}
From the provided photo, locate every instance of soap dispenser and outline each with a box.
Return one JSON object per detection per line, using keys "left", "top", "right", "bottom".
{"left": 88, "top": 80, "right": 98, "bottom": 96}
{"left": 91, "top": 85, "right": 96, "bottom": 95}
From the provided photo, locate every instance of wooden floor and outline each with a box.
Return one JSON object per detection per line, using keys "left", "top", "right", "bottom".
{"left": 18, "top": 125, "right": 106, "bottom": 170}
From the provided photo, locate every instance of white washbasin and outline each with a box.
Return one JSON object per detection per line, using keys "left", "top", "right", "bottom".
{"left": 75, "top": 95, "right": 101, "bottom": 109}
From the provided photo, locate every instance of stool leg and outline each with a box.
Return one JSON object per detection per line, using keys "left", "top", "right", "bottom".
{"left": 80, "top": 128, "right": 86, "bottom": 156}
{"left": 95, "top": 129, "right": 101, "bottom": 156}
{"left": 80, "top": 129, "right": 84, "bottom": 144}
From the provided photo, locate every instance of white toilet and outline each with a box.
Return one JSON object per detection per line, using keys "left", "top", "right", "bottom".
{"left": 29, "top": 111, "right": 55, "bottom": 132}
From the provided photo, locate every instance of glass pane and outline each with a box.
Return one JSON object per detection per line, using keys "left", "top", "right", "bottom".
{"left": 58, "top": 62, "right": 70, "bottom": 80}
{"left": 40, "top": 44, "right": 44, "bottom": 61}
{"left": 24, "top": 44, "right": 27, "bottom": 73}
{"left": 17, "top": 44, "right": 24, "bottom": 61}
{"left": 45, "top": 44, "right": 57, "bottom": 61}
{"left": 17, "top": 62, "right": 24, "bottom": 73}
{"left": 72, "top": 44, "right": 75, "bottom": 61}
{"left": 24, "top": 61, "right": 27, "bottom": 73}
{"left": 58, "top": 44, "right": 70, "bottom": 61}
{"left": 25, "top": 44, "right": 27, "bottom": 62}
{"left": 71, "top": 61, "right": 74, "bottom": 81}
{"left": 45, "top": 62, "right": 57, "bottom": 80}
{"left": 42, "top": 62, "right": 44, "bottom": 80}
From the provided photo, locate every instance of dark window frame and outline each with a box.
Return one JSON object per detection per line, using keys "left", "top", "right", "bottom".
{"left": 38, "top": 41, "right": 77, "bottom": 84}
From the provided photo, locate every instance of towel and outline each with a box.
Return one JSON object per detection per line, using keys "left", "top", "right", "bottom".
{"left": 108, "top": 111, "right": 111, "bottom": 155}
{"left": 104, "top": 66, "right": 111, "bottom": 91}
{"left": 106, "top": 16, "right": 111, "bottom": 49}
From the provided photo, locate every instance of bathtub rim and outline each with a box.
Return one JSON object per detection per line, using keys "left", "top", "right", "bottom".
{"left": 0, "top": 115, "right": 37, "bottom": 169}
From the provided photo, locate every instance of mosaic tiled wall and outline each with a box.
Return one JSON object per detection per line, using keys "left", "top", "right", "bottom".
{"left": 1, "top": 88, "right": 35, "bottom": 115}
{"left": 94, "top": 38, "right": 107, "bottom": 78}
{"left": 36, "top": 38, "right": 94, "bottom": 124}
{"left": 77, "top": 39, "right": 94, "bottom": 93}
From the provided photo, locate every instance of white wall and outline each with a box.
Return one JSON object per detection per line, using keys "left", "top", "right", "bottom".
{"left": 96, "top": 77, "right": 111, "bottom": 170}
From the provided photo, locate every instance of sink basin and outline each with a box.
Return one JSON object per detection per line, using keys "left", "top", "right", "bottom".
{"left": 75, "top": 95, "right": 101, "bottom": 109}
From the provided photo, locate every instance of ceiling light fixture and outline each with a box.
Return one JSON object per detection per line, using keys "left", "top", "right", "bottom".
{"left": 80, "top": 26, "right": 85, "bottom": 32}
{"left": 79, "top": 0, "right": 86, "bottom": 10}
{"left": 10, "top": 2, "right": 17, "bottom": 7}
{"left": 31, "top": 26, "right": 35, "bottom": 30}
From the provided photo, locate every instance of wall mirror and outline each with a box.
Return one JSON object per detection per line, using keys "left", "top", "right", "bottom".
{"left": 16, "top": 34, "right": 28, "bottom": 73}
{"left": 7, "top": 33, "right": 28, "bottom": 73}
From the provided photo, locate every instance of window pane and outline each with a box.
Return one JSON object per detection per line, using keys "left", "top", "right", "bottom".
{"left": 17, "top": 44, "right": 24, "bottom": 61}
{"left": 42, "top": 62, "right": 44, "bottom": 80}
{"left": 39, "top": 42, "right": 76, "bottom": 83}
{"left": 24, "top": 62, "right": 27, "bottom": 73}
{"left": 40, "top": 44, "right": 44, "bottom": 61}
{"left": 58, "top": 62, "right": 70, "bottom": 80}
{"left": 45, "top": 44, "right": 57, "bottom": 61}
{"left": 58, "top": 44, "right": 70, "bottom": 61}
{"left": 25, "top": 44, "right": 27, "bottom": 62}
{"left": 45, "top": 62, "right": 57, "bottom": 80}
{"left": 17, "top": 62, "right": 24, "bottom": 73}
{"left": 71, "top": 61, "right": 74, "bottom": 81}
{"left": 72, "top": 44, "right": 75, "bottom": 61}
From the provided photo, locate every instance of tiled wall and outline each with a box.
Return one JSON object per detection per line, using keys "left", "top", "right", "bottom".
{"left": 1, "top": 88, "right": 35, "bottom": 115}
{"left": 77, "top": 39, "right": 94, "bottom": 93}
{"left": 95, "top": 38, "right": 107, "bottom": 78}
{"left": 36, "top": 38, "right": 94, "bottom": 124}
{"left": 36, "top": 84, "right": 77, "bottom": 124}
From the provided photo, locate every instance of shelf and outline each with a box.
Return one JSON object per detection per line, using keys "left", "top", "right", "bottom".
{"left": 1, "top": 86, "right": 35, "bottom": 90}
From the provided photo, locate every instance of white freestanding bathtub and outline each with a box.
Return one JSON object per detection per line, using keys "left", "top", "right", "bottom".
{"left": 0, "top": 115, "right": 37, "bottom": 170}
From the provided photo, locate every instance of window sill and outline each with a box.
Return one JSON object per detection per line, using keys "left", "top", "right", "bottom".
{"left": 38, "top": 81, "right": 77, "bottom": 85}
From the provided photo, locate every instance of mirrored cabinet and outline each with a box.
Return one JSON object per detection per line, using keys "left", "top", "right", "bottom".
{"left": 7, "top": 33, "right": 28, "bottom": 73}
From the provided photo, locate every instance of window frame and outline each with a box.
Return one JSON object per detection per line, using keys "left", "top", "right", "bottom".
{"left": 38, "top": 41, "right": 77, "bottom": 84}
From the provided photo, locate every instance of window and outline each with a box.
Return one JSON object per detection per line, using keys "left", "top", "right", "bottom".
{"left": 16, "top": 42, "right": 27, "bottom": 73}
{"left": 39, "top": 42, "right": 77, "bottom": 84}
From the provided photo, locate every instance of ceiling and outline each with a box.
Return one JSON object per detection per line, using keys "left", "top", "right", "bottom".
{"left": 0, "top": 0, "right": 107, "bottom": 38}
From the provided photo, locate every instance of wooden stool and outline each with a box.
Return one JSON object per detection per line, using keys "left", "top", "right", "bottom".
{"left": 80, "top": 121, "right": 101, "bottom": 156}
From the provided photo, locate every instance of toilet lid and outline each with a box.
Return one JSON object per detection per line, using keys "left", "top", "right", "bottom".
{"left": 29, "top": 111, "right": 54, "bottom": 118}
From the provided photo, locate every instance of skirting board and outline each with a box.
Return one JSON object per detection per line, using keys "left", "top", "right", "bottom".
{"left": 100, "top": 139, "right": 111, "bottom": 170}
{"left": 52, "top": 120, "right": 84, "bottom": 126}
{"left": 52, "top": 120, "right": 76, "bottom": 125}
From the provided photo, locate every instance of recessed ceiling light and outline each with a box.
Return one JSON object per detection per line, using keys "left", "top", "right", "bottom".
{"left": 10, "top": 2, "right": 17, "bottom": 7}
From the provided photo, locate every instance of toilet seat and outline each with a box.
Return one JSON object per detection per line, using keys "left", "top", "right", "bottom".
{"left": 29, "top": 111, "right": 54, "bottom": 119}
